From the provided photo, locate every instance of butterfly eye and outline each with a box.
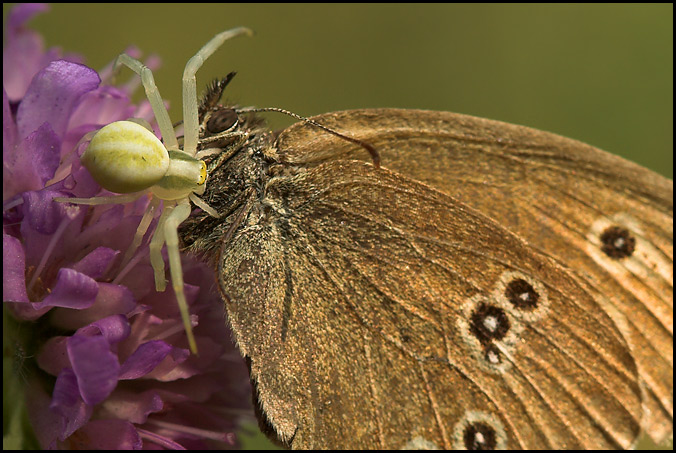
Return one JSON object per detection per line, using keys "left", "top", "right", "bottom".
{"left": 469, "top": 303, "right": 510, "bottom": 345}
{"left": 599, "top": 225, "right": 636, "bottom": 259}
{"left": 504, "top": 278, "right": 539, "bottom": 311}
{"left": 206, "top": 108, "right": 238, "bottom": 134}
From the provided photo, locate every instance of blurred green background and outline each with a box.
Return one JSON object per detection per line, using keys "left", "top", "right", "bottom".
{"left": 4, "top": 3, "right": 672, "bottom": 178}
{"left": 3, "top": 3, "right": 672, "bottom": 450}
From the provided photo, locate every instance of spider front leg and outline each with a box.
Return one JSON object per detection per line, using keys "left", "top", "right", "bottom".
{"left": 182, "top": 27, "right": 253, "bottom": 156}
{"left": 113, "top": 54, "right": 179, "bottom": 152}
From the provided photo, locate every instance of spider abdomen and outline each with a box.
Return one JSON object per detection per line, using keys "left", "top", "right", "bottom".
{"left": 81, "top": 120, "right": 170, "bottom": 193}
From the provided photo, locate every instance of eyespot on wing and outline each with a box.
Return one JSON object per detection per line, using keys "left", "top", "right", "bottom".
{"left": 81, "top": 120, "right": 170, "bottom": 193}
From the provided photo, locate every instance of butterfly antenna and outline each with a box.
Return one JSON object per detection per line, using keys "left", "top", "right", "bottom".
{"left": 236, "top": 107, "right": 380, "bottom": 168}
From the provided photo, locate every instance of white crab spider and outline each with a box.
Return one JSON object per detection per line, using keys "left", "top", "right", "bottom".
{"left": 59, "top": 27, "right": 253, "bottom": 354}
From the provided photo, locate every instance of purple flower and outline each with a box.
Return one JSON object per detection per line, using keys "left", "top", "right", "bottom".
{"left": 3, "top": 4, "right": 251, "bottom": 449}
{"left": 3, "top": 3, "right": 83, "bottom": 104}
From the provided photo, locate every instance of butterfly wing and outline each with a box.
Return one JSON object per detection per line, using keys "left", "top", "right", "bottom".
{"left": 276, "top": 108, "right": 674, "bottom": 444}
{"left": 219, "top": 158, "right": 643, "bottom": 449}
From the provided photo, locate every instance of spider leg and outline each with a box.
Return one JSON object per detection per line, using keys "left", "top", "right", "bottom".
{"left": 57, "top": 129, "right": 99, "bottom": 172}
{"left": 149, "top": 204, "right": 171, "bottom": 291}
{"left": 182, "top": 27, "right": 253, "bottom": 157}
{"left": 121, "top": 196, "right": 162, "bottom": 268}
{"left": 114, "top": 54, "right": 179, "bottom": 152}
{"left": 195, "top": 131, "right": 249, "bottom": 158}
{"left": 189, "top": 193, "right": 219, "bottom": 218}
{"left": 163, "top": 200, "right": 198, "bottom": 353}
{"left": 54, "top": 192, "right": 145, "bottom": 205}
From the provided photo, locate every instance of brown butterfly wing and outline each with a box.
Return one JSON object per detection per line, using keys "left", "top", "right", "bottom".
{"left": 219, "top": 158, "right": 643, "bottom": 449}
{"left": 276, "top": 108, "right": 674, "bottom": 444}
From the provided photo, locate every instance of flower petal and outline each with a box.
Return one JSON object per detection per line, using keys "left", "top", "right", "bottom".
{"left": 79, "top": 314, "right": 132, "bottom": 345}
{"left": 119, "top": 340, "right": 173, "bottom": 380}
{"left": 69, "top": 85, "right": 134, "bottom": 131}
{"left": 22, "top": 189, "right": 69, "bottom": 235}
{"left": 40, "top": 267, "right": 99, "bottom": 309}
{"left": 50, "top": 367, "right": 93, "bottom": 440}
{"left": 16, "top": 60, "right": 100, "bottom": 141}
{"left": 3, "top": 87, "right": 18, "bottom": 153}
{"left": 3, "top": 233, "right": 29, "bottom": 302}
{"left": 51, "top": 284, "right": 136, "bottom": 331}
{"left": 25, "top": 376, "right": 63, "bottom": 449}
{"left": 3, "top": 3, "right": 51, "bottom": 101}
{"left": 5, "top": 3, "right": 50, "bottom": 36}
{"left": 68, "top": 419, "right": 142, "bottom": 450}
{"left": 71, "top": 246, "right": 119, "bottom": 279}
{"left": 99, "top": 389, "right": 163, "bottom": 424}
{"left": 4, "top": 123, "right": 61, "bottom": 197}
{"left": 36, "top": 336, "right": 70, "bottom": 376}
{"left": 67, "top": 334, "right": 120, "bottom": 405}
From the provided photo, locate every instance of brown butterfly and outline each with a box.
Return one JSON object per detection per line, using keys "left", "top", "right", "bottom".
{"left": 179, "top": 76, "right": 673, "bottom": 449}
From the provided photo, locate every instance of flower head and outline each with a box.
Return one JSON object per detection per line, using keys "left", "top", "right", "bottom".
{"left": 3, "top": 4, "right": 251, "bottom": 449}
